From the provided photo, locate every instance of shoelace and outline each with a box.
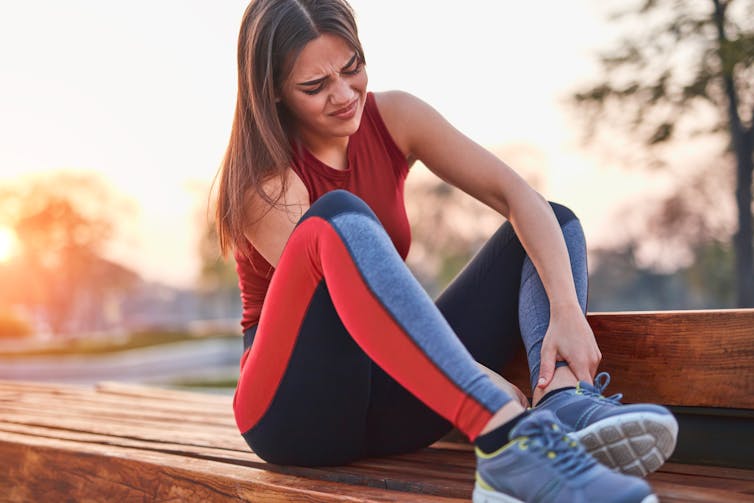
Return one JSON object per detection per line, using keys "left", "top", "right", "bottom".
{"left": 516, "top": 417, "right": 597, "bottom": 477}
{"left": 579, "top": 371, "right": 624, "bottom": 404}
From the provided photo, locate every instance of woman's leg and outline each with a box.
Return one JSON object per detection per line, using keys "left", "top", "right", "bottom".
{"left": 518, "top": 208, "right": 588, "bottom": 392}
{"left": 234, "top": 193, "right": 658, "bottom": 501}
{"left": 233, "top": 190, "right": 512, "bottom": 466}
{"left": 438, "top": 203, "right": 587, "bottom": 388}
{"left": 237, "top": 285, "right": 371, "bottom": 466}
{"left": 364, "top": 203, "right": 586, "bottom": 456}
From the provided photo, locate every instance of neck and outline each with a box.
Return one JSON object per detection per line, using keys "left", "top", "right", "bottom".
{"left": 296, "top": 130, "right": 350, "bottom": 171}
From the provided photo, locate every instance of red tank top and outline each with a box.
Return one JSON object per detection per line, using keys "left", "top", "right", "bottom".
{"left": 234, "top": 92, "right": 411, "bottom": 330}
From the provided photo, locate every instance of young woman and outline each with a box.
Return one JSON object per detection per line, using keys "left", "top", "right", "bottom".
{"left": 214, "top": 1, "right": 678, "bottom": 501}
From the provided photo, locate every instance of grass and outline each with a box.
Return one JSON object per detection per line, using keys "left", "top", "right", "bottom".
{"left": 0, "top": 330, "right": 239, "bottom": 358}
{"left": 171, "top": 377, "right": 239, "bottom": 389}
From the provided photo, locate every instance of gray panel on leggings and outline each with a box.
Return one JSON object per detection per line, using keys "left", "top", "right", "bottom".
{"left": 330, "top": 211, "right": 509, "bottom": 414}
{"left": 518, "top": 218, "right": 588, "bottom": 391}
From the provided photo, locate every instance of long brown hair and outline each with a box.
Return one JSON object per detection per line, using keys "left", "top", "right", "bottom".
{"left": 213, "top": 0, "right": 365, "bottom": 258}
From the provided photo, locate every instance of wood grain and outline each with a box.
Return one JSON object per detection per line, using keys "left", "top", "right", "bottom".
{"left": 0, "top": 431, "right": 466, "bottom": 502}
{"left": 1, "top": 380, "right": 753, "bottom": 502}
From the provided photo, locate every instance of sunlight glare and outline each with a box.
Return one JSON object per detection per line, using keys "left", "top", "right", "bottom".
{"left": 0, "top": 227, "right": 19, "bottom": 262}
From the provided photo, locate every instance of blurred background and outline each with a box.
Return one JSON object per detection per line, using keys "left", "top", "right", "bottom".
{"left": 0, "top": 0, "right": 752, "bottom": 392}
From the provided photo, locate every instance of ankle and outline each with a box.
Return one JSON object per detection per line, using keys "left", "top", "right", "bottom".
{"left": 534, "top": 386, "right": 575, "bottom": 407}
{"left": 479, "top": 401, "right": 526, "bottom": 436}
{"left": 532, "top": 366, "right": 579, "bottom": 406}
{"left": 476, "top": 409, "right": 532, "bottom": 454}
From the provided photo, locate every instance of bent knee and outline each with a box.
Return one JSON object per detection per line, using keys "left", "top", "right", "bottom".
{"left": 548, "top": 201, "right": 579, "bottom": 227}
{"left": 305, "top": 189, "right": 379, "bottom": 224}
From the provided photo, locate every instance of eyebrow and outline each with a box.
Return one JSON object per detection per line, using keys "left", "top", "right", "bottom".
{"left": 295, "top": 53, "right": 358, "bottom": 87}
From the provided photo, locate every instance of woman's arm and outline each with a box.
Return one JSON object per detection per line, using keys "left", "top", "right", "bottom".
{"left": 243, "top": 169, "right": 310, "bottom": 268}
{"left": 376, "top": 91, "right": 600, "bottom": 387}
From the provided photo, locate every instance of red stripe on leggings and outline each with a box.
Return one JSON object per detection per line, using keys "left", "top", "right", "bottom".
{"left": 233, "top": 217, "right": 494, "bottom": 439}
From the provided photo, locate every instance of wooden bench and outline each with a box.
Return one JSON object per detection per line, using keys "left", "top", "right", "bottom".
{"left": 1, "top": 309, "right": 753, "bottom": 502}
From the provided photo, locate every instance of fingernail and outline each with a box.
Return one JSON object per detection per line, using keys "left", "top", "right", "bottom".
{"left": 538, "top": 377, "right": 546, "bottom": 386}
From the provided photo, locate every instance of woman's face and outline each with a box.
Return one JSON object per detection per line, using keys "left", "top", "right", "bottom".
{"left": 279, "top": 33, "right": 368, "bottom": 146}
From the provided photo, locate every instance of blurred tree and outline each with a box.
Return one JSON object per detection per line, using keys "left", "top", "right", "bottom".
{"left": 0, "top": 309, "right": 33, "bottom": 338}
{"left": 589, "top": 239, "right": 735, "bottom": 311}
{"left": 404, "top": 156, "right": 544, "bottom": 296}
{"left": 0, "top": 172, "right": 139, "bottom": 335}
{"left": 573, "top": 0, "right": 754, "bottom": 305}
{"left": 404, "top": 169, "right": 504, "bottom": 296}
{"left": 196, "top": 193, "right": 241, "bottom": 319}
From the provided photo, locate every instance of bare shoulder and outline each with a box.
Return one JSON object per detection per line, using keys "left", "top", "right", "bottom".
{"left": 243, "top": 169, "right": 309, "bottom": 267}
{"left": 372, "top": 91, "right": 444, "bottom": 161}
{"left": 372, "top": 90, "right": 429, "bottom": 160}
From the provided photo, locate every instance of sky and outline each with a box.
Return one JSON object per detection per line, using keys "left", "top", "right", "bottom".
{"left": 0, "top": 1, "right": 686, "bottom": 287}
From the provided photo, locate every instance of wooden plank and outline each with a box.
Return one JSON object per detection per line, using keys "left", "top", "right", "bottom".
{"left": 0, "top": 419, "right": 474, "bottom": 498}
{"left": 0, "top": 426, "right": 751, "bottom": 502}
{"left": 2, "top": 392, "right": 235, "bottom": 428}
{"left": 0, "top": 380, "right": 234, "bottom": 417}
{"left": 649, "top": 471, "right": 754, "bottom": 495}
{"left": 0, "top": 431, "right": 467, "bottom": 502}
{"left": 95, "top": 381, "right": 234, "bottom": 405}
{"left": 503, "top": 309, "right": 754, "bottom": 408}
{"left": 0, "top": 419, "right": 478, "bottom": 499}
{"left": 3, "top": 380, "right": 754, "bottom": 502}
{"left": 0, "top": 409, "right": 246, "bottom": 452}
{"left": 647, "top": 480, "right": 748, "bottom": 503}
{"left": 6, "top": 419, "right": 754, "bottom": 503}
{"left": 660, "top": 462, "right": 754, "bottom": 482}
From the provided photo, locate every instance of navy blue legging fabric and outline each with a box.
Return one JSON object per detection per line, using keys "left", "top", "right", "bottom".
{"left": 238, "top": 193, "right": 583, "bottom": 467}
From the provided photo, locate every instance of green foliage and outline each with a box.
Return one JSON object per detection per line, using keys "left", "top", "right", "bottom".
{"left": 171, "top": 377, "right": 239, "bottom": 389}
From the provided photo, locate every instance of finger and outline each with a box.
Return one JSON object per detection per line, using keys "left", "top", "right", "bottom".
{"left": 537, "top": 344, "right": 557, "bottom": 389}
{"left": 572, "top": 359, "right": 592, "bottom": 383}
{"left": 593, "top": 349, "right": 603, "bottom": 377}
{"left": 585, "top": 348, "right": 601, "bottom": 380}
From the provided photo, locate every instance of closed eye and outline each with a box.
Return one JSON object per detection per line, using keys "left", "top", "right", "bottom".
{"left": 340, "top": 53, "right": 359, "bottom": 73}
{"left": 298, "top": 53, "right": 362, "bottom": 95}
{"left": 302, "top": 83, "right": 325, "bottom": 95}
{"left": 342, "top": 60, "right": 363, "bottom": 76}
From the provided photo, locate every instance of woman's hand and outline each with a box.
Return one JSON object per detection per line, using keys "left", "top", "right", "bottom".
{"left": 476, "top": 362, "right": 529, "bottom": 408}
{"left": 537, "top": 305, "right": 601, "bottom": 389}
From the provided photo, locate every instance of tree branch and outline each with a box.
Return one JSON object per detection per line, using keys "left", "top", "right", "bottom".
{"left": 712, "top": 0, "right": 745, "bottom": 140}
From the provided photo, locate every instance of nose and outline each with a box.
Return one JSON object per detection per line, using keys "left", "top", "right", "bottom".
{"left": 329, "top": 76, "right": 354, "bottom": 106}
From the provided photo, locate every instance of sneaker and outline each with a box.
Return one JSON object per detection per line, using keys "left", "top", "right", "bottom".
{"left": 474, "top": 410, "right": 657, "bottom": 503}
{"left": 535, "top": 372, "right": 678, "bottom": 476}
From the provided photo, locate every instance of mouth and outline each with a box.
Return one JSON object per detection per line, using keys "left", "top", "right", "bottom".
{"left": 330, "top": 97, "right": 359, "bottom": 118}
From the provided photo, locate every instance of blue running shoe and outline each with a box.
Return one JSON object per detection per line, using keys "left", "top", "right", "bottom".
{"left": 535, "top": 372, "right": 678, "bottom": 476}
{"left": 473, "top": 410, "right": 657, "bottom": 503}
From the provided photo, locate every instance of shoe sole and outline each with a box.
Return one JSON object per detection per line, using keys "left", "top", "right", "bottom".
{"left": 472, "top": 486, "right": 521, "bottom": 503}
{"left": 572, "top": 411, "right": 678, "bottom": 477}
{"left": 472, "top": 485, "right": 660, "bottom": 503}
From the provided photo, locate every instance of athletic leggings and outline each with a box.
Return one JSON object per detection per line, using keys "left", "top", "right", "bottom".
{"left": 233, "top": 189, "right": 587, "bottom": 466}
